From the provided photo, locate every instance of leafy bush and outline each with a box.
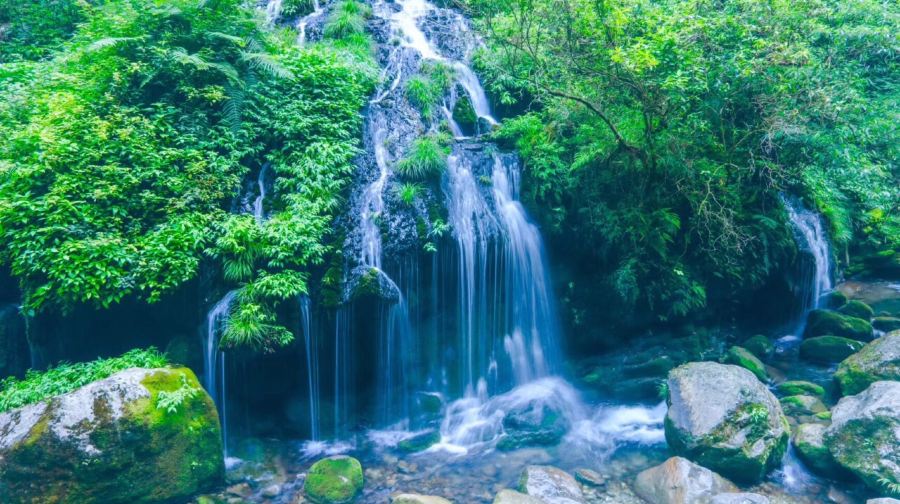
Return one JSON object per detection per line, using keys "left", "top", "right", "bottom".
{"left": 397, "top": 135, "right": 450, "bottom": 180}
{"left": 0, "top": 348, "right": 169, "bottom": 413}
{"left": 397, "top": 183, "right": 422, "bottom": 205}
{"left": 282, "top": 0, "right": 315, "bottom": 17}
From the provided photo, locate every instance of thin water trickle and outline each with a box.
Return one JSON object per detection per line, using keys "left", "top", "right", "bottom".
{"left": 265, "top": 0, "right": 283, "bottom": 24}
{"left": 296, "top": 0, "right": 323, "bottom": 45}
{"left": 252, "top": 163, "right": 269, "bottom": 223}
{"left": 300, "top": 295, "right": 320, "bottom": 440}
{"left": 204, "top": 290, "right": 238, "bottom": 452}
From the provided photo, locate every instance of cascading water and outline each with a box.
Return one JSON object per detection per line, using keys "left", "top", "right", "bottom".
{"left": 782, "top": 196, "right": 833, "bottom": 342}
{"left": 265, "top": 0, "right": 283, "bottom": 24}
{"left": 204, "top": 289, "right": 237, "bottom": 452}
{"left": 253, "top": 163, "right": 269, "bottom": 223}
{"left": 296, "top": 0, "right": 323, "bottom": 45}
{"left": 300, "top": 295, "right": 320, "bottom": 440}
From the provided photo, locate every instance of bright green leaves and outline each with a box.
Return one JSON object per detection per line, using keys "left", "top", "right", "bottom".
{"left": 397, "top": 134, "right": 451, "bottom": 180}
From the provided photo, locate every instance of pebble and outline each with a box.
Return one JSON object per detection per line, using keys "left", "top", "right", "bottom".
{"left": 574, "top": 468, "right": 606, "bottom": 487}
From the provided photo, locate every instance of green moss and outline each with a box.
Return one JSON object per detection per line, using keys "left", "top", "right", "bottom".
{"left": 305, "top": 456, "right": 364, "bottom": 503}
{"left": 776, "top": 380, "right": 825, "bottom": 398}
{"left": 398, "top": 430, "right": 440, "bottom": 453}
{"left": 804, "top": 309, "right": 873, "bottom": 341}
{"left": 800, "top": 336, "right": 864, "bottom": 363}
{"left": 780, "top": 395, "right": 827, "bottom": 417}
{"left": 452, "top": 95, "right": 478, "bottom": 132}
{"left": 723, "top": 346, "right": 768, "bottom": 382}
{"left": 838, "top": 300, "right": 874, "bottom": 321}
{"left": 742, "top": 335, "right": 774, "bottom": 359}
{"left": 826, "top": 417, "right": 900, "bottom": 494}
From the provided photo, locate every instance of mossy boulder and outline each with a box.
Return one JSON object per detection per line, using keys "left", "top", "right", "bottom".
{"left": 723, "top": 346, "right": 768, "bottom": 382}
{"left": 775, "top": 381, "right": 825, "bottom": 398}
{"left": 838, "top": 300, "right": 875, "bottom": 321}
{"left": 873, "top": 317, "right": 900, "bottom": 333}
{"left": 398, "top": 430, "right": 440, "bottom": 453}
{"left": 792, "top": 423, "right": 846, "bottom": 479}
{"left": 803, "top": 309, "right": 873, "bottom": 341}
{"left": 664, "top": 362, "right": 789, "bottom": 484}
{"left": 834, "top": 330, "right": 900, "bottom": 396}
{"left": 345, "top": 266, "right": 400, "bottom": 304}
{"left": 452, "top": 94, "right": 478, "bottom": 136}
{"left": 742, "top": 335, "right": 774, "bottom": 360}
{"left": 0, "top": 367, "right": 224, "bottom": 503}
{"left": 825, "top": 381, "right": 900, "bottom": 496}
{"left": 304, "top": 455, "right": 364, "bottom": 504}
{"left": 822, "top": 290, "right": 848, "bottom": 309}
{"left": 780, "top": 395, "right": 827, "bottom": 418}
{"left": 800, "top": 336, "right": 864, "bottom": 364}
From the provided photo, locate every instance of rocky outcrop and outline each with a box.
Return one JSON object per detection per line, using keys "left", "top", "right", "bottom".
{"left": 517, "top": 465, "right": 584, "bottom": 504}
{"left": 825, "top": 381, "right": 900, "bottom": 495}
{"left": 304, "top": 456, "right": 364, "bottom": 504}
{"left": 803, "top": 309, "right": 873, "bottom": 341}
{"left": 0, "top": 367, "right": 223, "bottom": 503}
{"left": 633, "top": 456, "right": 738, "bottom": 504}
{"left": 834, "top": 330, "right": 900, "bottom": 396}
{"left": 664, "top": 362, "right": 789, "bottom": 483}
{"left": 800, "top": 336, "right": 864, "bottom": 363}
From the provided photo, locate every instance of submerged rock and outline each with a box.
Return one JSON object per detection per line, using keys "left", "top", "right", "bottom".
{"left": 392, "top": 494, "right": 452, "bottom": 504}
{"left": 304, "top": 455, "right": 364, "bottom": 504}
{"left": 834, "top": 330, "right": 900, "bottom": 396}
{"left": 825, "top": 381, "right": 900, "bottom": 495}
{"left": 800, "top": 336, "right": 864, "bottom": 364}
{"left": 0, "top": 367, "right": 223, "bottom": 503}
{"left": 793, "top": 423, "right": 846, "bottom": 478}
{"left": 838, "top": 300, "right": 875, "bottom": 321}
{"left": 398, "top": 430, "right": 440, "bottom": 453}
{"left": 664, "top": 362, "right": 789, "bottom": 483}
{"left": 803, "top": 309, "right": 873, "bottom": 341}
{"left": 633, "top": 456, "right": 737, "bottom": 504}
{"left": 497, "top": 401, "right": 569, "bottom": 451}
{"left": 493, "top": 489, "right": 544, "bottom": 504}
{"left": 518, "top": 465, "right": 584, "bottom": 504}
{"left": 723, "top": 346, "right": 768, "bottom": 382}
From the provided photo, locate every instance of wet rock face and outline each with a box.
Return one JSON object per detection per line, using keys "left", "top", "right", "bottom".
{"left": 825, "top": 381, "right": 900, "bottom": 496}
{"left": 834, "top": 330, "right": 900, "bottom": 396}
{"left": 633, "top": 456, "right": 737, "bottom": 504}
{"left": 664, "top": 362, "right": 789, "bottom": 484}
{"left": 518, "top": 465, "right": 585, "bottom": 504}
{"left": 792, "top": 423, "right": 846, "bottom": 478}
{"left": 0, "top": 367, "right": 224, "bottom": 503}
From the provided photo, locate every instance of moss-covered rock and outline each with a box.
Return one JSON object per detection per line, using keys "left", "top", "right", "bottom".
{"left": 822, "top": 290, "right": 848, "bottom": 309}
{"left": 497, "top": 402, "right": 568, "bottom": 451}
{"left": 398, "top": 430, "right": 440, "bottom": 453}
{"left": 873, "top": 317, "right": 900, "bottom": 333}
{"left": 834, "top": 331, "right": 900, "bottom": 396}
{"left": 723, "top": 346, "right": 768, "bottom": 382}
{"left": 803, "top": 309, "right": 873, "bottom": 341}
{"left": 800, "top": 336, "right": 864, "bottom": 364}
{"left": 742, "top": 335, "right": 774, "bottom": 360}
{"left": 838, "top": 300, "right": 875, "bottom": 321}
{"left": 664, "top": 362, "right": 789, "bottom": 484}
{"left": 0, "top": 367, "right": 224, "bottom": 503}
{"left": 792, "top": 423, "right": 847, "bottom": 479}
{"left": 780, "top": 395, "right": 827, "bottom": 418}
{"left": 775, "top": 381, "right": 825, "bottom": 398}
{"left": 825, "top": 381, "right": 900, "bottom": 496}
{"left": 452, "top": 94, "right": 478, "bottom": 136}
{"left": 304, "top": 455, "right": 364, "bottom": 504}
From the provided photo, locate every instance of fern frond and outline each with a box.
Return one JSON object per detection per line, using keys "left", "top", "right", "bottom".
{"left": 242, "top": 52, "right": 294, "bottom": 80}
{"left": 86, "top": 36, "right": 145, "bottom": 52}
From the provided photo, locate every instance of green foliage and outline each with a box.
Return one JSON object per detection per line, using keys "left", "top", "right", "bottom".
{"left": 155, "top": 374, "right": 200, "bottom": 414}
{"left": 397, "top": 134, "right": 451, "bottom": 179}
{"left": 406, "top": 61, "right": 455, "bottom": 119}
{"left": 282, "top": 0, "right": 315, "bottom": 18}
{"left": 323, "top": 0, "right": 370, "bottom": 40}
{"left": 397, "top": 183, "right": 423, "bottom": 205}
{"left": 0, "top": 0, "right": 85, "bottom": 62}
{"left": 473, "top": 0, "right": 898, "bottom": 324}
{"left": 0, "top": 348, "right": 168, "bottom": 413}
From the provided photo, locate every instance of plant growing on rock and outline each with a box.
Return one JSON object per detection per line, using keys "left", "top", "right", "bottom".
{"left": 397, "top": 134, "right": 451, "bottom": 180}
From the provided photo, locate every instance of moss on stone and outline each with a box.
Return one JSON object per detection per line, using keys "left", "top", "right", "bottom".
{"left": 723, "top": 346, "right": 768, "bottom": 382}
{"left": 800, "top": 336, "right": 864, "bottom": 364}
{"left": 838, "top": 300, "right": 875, "bottom": 321}
{"left": 398, "top": 430, "right": 440, "bottom": 453}
{"left": 775, "top": 380, "right": 825, "bottom": 398}
{"left": 305, "top": 455, "right": 364, "bottom": 504}
{"left": 742, "top": 335, "right": 774, "bottom": 359}
{"left": 834, "top": 332, "right": 900, "bottom": 396}
{"left": 780, "top": 395, "right": 827, "bottom": 417}
{"left": 804, "top": 309, "right": 873, "bottom": 341}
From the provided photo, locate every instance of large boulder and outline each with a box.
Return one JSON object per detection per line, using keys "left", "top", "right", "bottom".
{"left": 792, "top": 423, "right": 846, "bottom": 478}
{"left": 518, "top": 465, "right": 584, "bottom": 504}
{"left": 803, "top": 309, "right": 873, "bottom": 341}
{"left": 633, "top": 456, "right": 738, "bottom": 504}
{"left": 825, "top": 381, "right": 900, "bottom": 495}
{"left": 800, "top": 336, "right": 864, "bottom": 364}
{"left": 834, "top": 330, "right": 900, "bottom": 396}
{"left": 304, "top": 456, "right": 364, "bottom": 504}
{"left": 0, "top": 367, "right": 224, "bottom": 503}
{"left": 664, "top": 362, "right": 789, "bottom": 483}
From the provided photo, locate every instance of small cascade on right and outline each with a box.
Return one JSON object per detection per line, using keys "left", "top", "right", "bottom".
{"left": 781, "top": 196, "right": 833, "bottom": 347}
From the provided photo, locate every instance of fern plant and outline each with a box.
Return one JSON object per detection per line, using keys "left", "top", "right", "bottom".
{"left": 156, "top": 375, "right": 200, "bottom": 414}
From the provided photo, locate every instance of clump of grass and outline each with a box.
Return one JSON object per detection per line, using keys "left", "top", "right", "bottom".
{"left": 324, "top": 0, "right": 370, "bottom": 40}
{"left": 397, "top": 134, "right": 450, "bottom": 180}
{"left": 0, "top": 348, "right": 169, "bottom": 413}
{"left": 397, "top": 182, "right": 422, "bottom": 205}
{"left": 405, "top": 61, "right": 454, "bottom": 119}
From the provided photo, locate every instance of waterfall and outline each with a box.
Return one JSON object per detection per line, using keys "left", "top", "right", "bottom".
{"left": 300, "top": 296, "right": 320, "bottom": 440}
{"left": 783, "top": 196, "right": 833, "bottom": 334}
{"left": 265, "top": 0, "right": 283, "bottom": 24}
{"left": 204, "top": 290, "right": 238, "bottom": 452}
{"left": 252, "top": 163, "right": 269, "bottom": 223}
{"left": 296, "top": 0, "right": 324, "bottom": 45}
